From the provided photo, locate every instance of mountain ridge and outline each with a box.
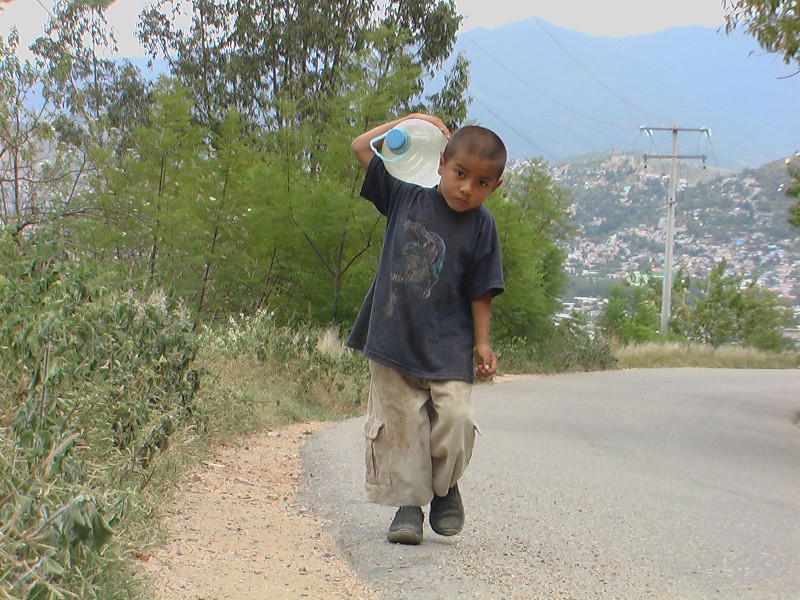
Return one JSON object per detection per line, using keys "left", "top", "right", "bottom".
{"left": 455, "top": 19, "right": 800, "bottom": 169}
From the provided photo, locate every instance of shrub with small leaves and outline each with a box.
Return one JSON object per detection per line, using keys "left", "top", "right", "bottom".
{"left": 0, "top": 239, "right": 202, "bottom": 599}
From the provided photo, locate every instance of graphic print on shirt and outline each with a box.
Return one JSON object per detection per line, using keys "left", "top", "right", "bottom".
{"left": 391, "top": 220, "right": 445, "bottom": 300}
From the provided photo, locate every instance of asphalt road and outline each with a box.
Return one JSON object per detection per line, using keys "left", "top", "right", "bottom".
{"left": 298, "top": 368, "right": 800, "bottom": 599}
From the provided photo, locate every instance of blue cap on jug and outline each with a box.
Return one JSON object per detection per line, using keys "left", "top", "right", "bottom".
{"left": 369, "top": 118, "right": 448, "bottom": 187}
{"left": 385, "top": 128, "right": 411, "bottom": 154}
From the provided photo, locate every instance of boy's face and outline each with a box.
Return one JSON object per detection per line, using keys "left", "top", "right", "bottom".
{"left": 437, "top": 152, "right": 503, "bottom": 213}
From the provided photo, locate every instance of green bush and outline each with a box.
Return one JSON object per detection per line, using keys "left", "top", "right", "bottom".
{"left": 0, "top": 243, "right": 201, "bottom": 599}
{"left": 497, "top": 315, "right": 618, "bottom": 374}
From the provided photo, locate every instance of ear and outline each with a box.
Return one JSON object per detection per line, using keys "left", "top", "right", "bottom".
{"left": 438, "top": 151, "right": 445, "bottom": 174}
{"left": 490, "top": 178, "right": 503, "bottom": 193}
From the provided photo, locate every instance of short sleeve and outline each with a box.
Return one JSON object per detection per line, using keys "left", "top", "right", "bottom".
{"left": 463, "top": 211, "right": 505, "bottom": 300}
{"left": 360, "top": 155, "right": 401, "bottom": 216}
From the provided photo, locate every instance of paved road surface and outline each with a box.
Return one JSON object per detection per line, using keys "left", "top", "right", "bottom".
{"left": 298, "top": 369, "right": 800, "bottom": 599}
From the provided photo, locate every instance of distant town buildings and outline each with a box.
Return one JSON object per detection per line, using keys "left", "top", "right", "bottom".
{"left": 542, "top": 153, "right": 799, "bottom": 329}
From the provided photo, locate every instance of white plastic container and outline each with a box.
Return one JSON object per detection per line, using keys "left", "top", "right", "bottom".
{"left": 369, "top": 118, "right": 448, "bottom": 187}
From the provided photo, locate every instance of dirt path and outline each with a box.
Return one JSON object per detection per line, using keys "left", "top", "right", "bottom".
{"left": 140, "top": 421, "right": 377, "bottom": 600}
{"left": 139, "top": 378, "right": 532, "bottom": 598}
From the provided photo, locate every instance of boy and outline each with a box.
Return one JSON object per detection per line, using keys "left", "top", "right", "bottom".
{"left": 347, "top": 113, "right": 507, "bottom": 545}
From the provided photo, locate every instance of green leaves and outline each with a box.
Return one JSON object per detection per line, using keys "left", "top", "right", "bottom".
{"left": 137, "top": 0, "right": 463, "bottom": 131}
{"left": 65, "top": 499, "right": 114, "bottom": 550}
{"left": 786, "top": 161, "right": 800, "bottom": 231}
{"left": 599, "top": 282, "right": 660, "bottom": 345}
{"left": 600, "top": 260, "right": 795, "bottom": 350}
{"left": 724, "top": 0, "right": 800, "bottom": 68}
{"left": 71, "top": 0, "right": 116, "bottom": 7}
{"left": 0, "top": 237, "right": 202, "bottom": 599}
{"left": 673, "top": 260, "right": 794, "bottom": 351}
{"left": 489, "top": 161, "right": 574, "bottom": 342}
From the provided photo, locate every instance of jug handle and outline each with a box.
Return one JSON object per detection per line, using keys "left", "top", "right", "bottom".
{"left": 369, "top": 132, "right": 404, "bottom": 163}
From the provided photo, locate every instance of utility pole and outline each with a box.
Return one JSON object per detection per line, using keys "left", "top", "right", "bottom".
{"left": 642, "top": 125, "right": 708, "bottom": 335}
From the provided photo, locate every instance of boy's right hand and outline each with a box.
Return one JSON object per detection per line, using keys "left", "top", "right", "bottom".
{"left": 409, "top": 113, "right": 451, "bottom": 140}
{"left": 473, "top": 343, "right": 497, "bottom": 379}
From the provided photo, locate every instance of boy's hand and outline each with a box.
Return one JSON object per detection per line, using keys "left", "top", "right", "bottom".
{"left": 351, "top": 113, "right": 451, "bottom": 170}
{"left": 409, "top": 112, "right": 451, "bottom": 139}
{"left": 473, "top": 343, "right": 497, "bottom": 379}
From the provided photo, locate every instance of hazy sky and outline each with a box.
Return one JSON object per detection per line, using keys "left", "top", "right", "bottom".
{"left": 2, "top": 0, "right": 727, "bottom": 57}
{"left": 456, "top": 0, "right": 726, "bottom": 36}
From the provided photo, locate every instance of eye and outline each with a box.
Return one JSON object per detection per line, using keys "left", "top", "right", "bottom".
{"left": 478, "top": 179, "right": 490, "bottom": 187}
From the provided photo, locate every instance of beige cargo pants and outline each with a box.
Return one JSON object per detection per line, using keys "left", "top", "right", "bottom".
{"left": 363, "top": 359, "right": 479, "bottom": 507}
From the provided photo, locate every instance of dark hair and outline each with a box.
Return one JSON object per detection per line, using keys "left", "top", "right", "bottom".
{"left": 443, "top": 125, "right": 507, "bottom": 178}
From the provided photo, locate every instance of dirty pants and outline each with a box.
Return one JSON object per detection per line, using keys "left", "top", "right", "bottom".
{"left": 363, "top": 359, "right": 479, "bottom": 507}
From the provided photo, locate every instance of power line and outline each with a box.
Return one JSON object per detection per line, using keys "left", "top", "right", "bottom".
{"left": 699, "top": 128, "right": 721, "bottom": 170}
{"left": 467, "top": 93, "right": 558, "bottom": 162}
{"left": 532, "top": 18, "right": 667, "bottom": 124}
{"left": 35, "top": 0, "right": 54, "bottom": 18}
{"left": 642, "top": 127, "right": 669, "bottom": 175}
{"left": 461, "top": 34, "right": 631, "bottom": 130}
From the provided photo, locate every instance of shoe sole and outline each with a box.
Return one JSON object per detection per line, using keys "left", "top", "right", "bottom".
{"left": 387, "top": 527, "right": 423, "bottom": 545}
{"left": 430, "top": 522, "right": 462, "bottom": 537}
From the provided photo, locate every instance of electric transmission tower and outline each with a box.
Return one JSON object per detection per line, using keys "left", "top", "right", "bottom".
{"left": 642, "top": 125, "right": 709, "bottom": 335}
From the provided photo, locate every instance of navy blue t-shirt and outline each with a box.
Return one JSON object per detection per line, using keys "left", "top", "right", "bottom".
{"left": 345, "top": 156, "right": 504, "bottom": 382}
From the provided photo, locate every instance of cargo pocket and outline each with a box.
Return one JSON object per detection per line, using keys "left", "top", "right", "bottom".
{"left": 364, "top": 417, "right": 391, "bottom": 486}
{"left": 463, "top": 421, "right": 481, "bottom": 468}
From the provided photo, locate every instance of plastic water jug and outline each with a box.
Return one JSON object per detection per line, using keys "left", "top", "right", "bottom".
{"left": 369, "top": 118, "right": 448, "bottom": 187}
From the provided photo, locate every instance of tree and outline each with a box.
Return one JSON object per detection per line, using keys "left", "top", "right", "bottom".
{"left": 598, "top": 261, "right": 794, "bottom": 351}
{"left": 169, "top": 107, "right": 286, "bottom": 320}
{"left": 488, "top": 159, "right": 574, "bottom": 342}
{"left": 32, "top": 0, "right": 151, "bottom": 150}
{"left": 0, "top": 2, "right": 156, "bottom": 253}
{"left": 425, "top": 52, "right": 470, "bottom": 131}
{"left": 787, "top": 160, "right": 800, "bottom": 229}
{"left": 77, "top": 79, "right": 208, "bottom": 287}
{"left": 77, "top": 79, "right": 299, "bottom": 321}
{"left": 0, "top": 29, "right": 80, "bottom": 242}
{"left": 670, "top": 260, "right": 793, "bottom": 350}
{"left": 0, "top": 0, "right": 153, "bottom": 251}
{"left": 724, "top": 1, "right": 800, "bottom": 231}
{"left": 134, "top": 0, "right": 468, "bottom": 324}
{"left": 723, "top": 0, "right": 800, "bottom": 71}
{"left": 737, "top": 280, "right": 795, "bottom": 350}
{"left": 32, "top": 0, "right": 119, "bottom": 130}
{"left": 137, "top": 0, "right": 464, "bottom": 133}
{"left": 676, "top": 261, "right": 740, "bottom": 347}
{"left": 598, "top": 279, "right": 661, "bottom": 344}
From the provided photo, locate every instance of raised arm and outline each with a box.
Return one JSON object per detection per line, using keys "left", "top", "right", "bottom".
{"left": 351, "top": 113, "right": 451, "bottom": 171}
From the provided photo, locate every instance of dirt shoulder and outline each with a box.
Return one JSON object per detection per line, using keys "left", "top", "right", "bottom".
{"left": 140, "top": 421, "right": 377, "bottom": 600}
{"left": 139, "top": 378, "right": 532, "bottom": 598}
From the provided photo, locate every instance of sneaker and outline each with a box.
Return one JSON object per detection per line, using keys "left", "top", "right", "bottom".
{"left": 387, "top": 506, "right": 424, "bottom": 545}
{"left": 429, "top": 483, "right": 464, "bottom": 536}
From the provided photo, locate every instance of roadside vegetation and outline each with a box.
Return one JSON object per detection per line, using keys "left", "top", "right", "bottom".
{"left": 1, "top": 241, "right": 796, "bottom": 600}
{"left": 611, "top": 342, "right": 798, "bottom": 369}
{"left": 0, "top": 247, "right": 370, "bottom": 599}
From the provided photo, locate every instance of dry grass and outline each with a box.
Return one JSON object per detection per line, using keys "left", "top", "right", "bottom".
{"left": 194, "top": 321, "right": 369, "bottom": 443}
{"left": 197, "top": 354, "right": 363, "bottom": 440}
{"left": 612, "top": 341, "right": 800, "bottom": 370}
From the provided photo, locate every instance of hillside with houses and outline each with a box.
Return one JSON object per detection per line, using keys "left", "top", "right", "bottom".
{"left": 544, "top": 153, "right": 799, "bottom": 325}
